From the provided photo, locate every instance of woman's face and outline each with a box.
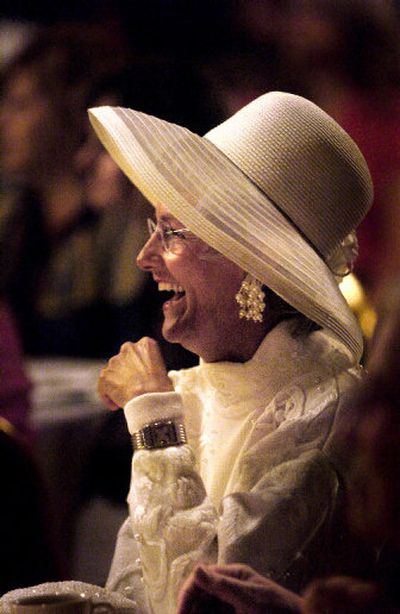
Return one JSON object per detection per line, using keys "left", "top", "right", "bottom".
{"left": 136, "top": 204, "right": 248, "bottom": 361}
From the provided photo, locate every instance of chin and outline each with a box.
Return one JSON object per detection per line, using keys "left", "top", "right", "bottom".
{"left": 161, "top": 324, "right": 183, "bottom": 346}
{"left": 161, "top": 321, "right": 197, "bottom": 354}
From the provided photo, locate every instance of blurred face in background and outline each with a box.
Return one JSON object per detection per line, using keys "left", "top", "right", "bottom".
{"left": 75, "top": 130, "right": 132, "bottom": 210}
{"left": 1, "top": 68, "right": 65, "bottom": 181}
{"left": 75, "top": 94, "right": 133, "bottom": 210}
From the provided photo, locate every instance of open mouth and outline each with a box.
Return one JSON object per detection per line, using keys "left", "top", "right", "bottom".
{"left": 158, "top": 282, "right": 186, "bottom": 304}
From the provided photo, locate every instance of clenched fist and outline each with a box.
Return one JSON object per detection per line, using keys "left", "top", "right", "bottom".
{"left": 98, "top": 337, "right": 174, "bottom": 410}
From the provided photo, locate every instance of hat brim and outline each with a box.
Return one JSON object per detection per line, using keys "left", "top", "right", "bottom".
{"left": 89, "top": 105, "right": 363, "bottom": 359}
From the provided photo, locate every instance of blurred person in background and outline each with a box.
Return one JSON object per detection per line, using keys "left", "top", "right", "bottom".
{"left": 75, "top": 60, "right": 224, "bottom": 368}
{"left": 0, "top": 278, "right": 59, "bottom": 591}
{"left": 0, "top": 186, "right": 32, "bottom": 441}
{"left": 281, "top": 0, "right": 400, "bottom": 308}
{"left": 213, "top": 0, "right": 304, "bottom": 117}
{"left": 232, "top": 0, "right": 400, "bottom": 334}
{"left": 0, "top": 299, "right": 32, "bottom": 443}
{"left": 0, "top": 21, "right": 132, "bottom": 587}
{"left": 301, "top": 277, "right": 400, "bottom": 613}
{"left": 72, "top": 78, "right": 154, "bottom": 364}
{"left": 76, "top": 62, "right": 223, "bottom": 509}
{"left": 0, "top": 22, "right": 128, "bottom": 358}
{"left": 0, "top": 426, "right": 60, "bottom": 593}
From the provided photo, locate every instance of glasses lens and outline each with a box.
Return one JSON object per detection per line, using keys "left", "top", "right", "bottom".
{"left": 146, "top": 218, "right": 189, "bottom": 253}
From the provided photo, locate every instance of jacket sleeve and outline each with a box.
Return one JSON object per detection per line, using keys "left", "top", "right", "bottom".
{"left": 218, "top": 448, "right": 341, "bottom": 590}
{"left": 106, "top": 392, "right": 218, "bottom": 614}
{"left": 106, "top": 391, "right": 349, "bottom": 613}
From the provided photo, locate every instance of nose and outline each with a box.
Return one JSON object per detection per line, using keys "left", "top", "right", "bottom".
{"left": 136, "top": 232, "right": 163, "bottom": 271}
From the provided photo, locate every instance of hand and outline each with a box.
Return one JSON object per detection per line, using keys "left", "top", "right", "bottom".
{"left": 98, "top": 337, "right": 174, "bottom": 410}
{"left": 177, "top": 563, "right": 303, "bottom": 614}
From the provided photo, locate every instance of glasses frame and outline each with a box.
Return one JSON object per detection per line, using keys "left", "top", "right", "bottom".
{"left": 147, "top": 218, "right": 192, "bottom": 253}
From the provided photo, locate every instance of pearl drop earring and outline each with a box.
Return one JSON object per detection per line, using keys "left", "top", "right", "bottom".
{"left": 235, "top": 274, "right": 265, "bottom": 322}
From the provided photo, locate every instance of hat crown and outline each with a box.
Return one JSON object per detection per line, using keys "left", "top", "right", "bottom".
{"left": 205, "top": 92, "right": 373, "bottom": 258}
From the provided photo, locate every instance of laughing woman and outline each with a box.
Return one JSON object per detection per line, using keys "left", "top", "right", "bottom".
{"left": 89, "top": 92, "right": 373, "bottom": 613}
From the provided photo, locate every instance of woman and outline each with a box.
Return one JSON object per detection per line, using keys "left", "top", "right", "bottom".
{"left": 86, "top": 91, "right": 375, "bottom": 613}
{"left": 0, "top": 92, "right": 373, "bottom": 612}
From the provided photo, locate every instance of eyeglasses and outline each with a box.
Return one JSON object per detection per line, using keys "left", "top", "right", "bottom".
{"left": 147, "top": 218, "right": 192, "bottom": 253}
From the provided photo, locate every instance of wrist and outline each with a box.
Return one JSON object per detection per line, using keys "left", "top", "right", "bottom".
{"left": 124, "top": 391, "right": 185, "bottom": 434}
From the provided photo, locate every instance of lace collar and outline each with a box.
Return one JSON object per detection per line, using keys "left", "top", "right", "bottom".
{"left": 172, "top": 321, "right": 354, "bottom": 413}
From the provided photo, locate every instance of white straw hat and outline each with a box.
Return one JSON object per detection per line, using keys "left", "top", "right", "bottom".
{"left": 88, "top": 91, "right": 373, "bottom": 360}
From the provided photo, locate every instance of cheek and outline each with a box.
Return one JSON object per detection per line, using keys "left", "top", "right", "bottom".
{"left": 197, "top": 272, "right": 242, "bottom": 312}
{"left": 163, "top": 250, "right": 243, "bottom": 305}
{"left": 163, "top": 250, "right": 204, "bottom": 280}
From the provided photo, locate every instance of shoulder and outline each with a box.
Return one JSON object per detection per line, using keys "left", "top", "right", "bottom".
{"left": 262, "top": 338, "right": 360, "bottom": 432}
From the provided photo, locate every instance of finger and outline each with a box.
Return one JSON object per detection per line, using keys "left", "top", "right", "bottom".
{"left": 117, "top": 338, "right": 164, "bottom": 379}
{"left": 97, "top": 370, "right": 121, "bottom": 410}
{"left": 208, "top": 563, "right": 255, "bottom": 581}
{"left": 120, "top": 341, "right": 135, "bottom": 352}
{"left": 194, "top": 567, "right": 301, "bottom": 612}
{"left": 177, "top": 576, "right": 213, "bottom": 614}
{"left": 98, "top": 387, "right": 120, "bottom": 411}
{"left": 138, "top": 335, "right": 164, "bottom": 358}
{"left": 98, "top": 337, "right": 173, "bottom": 400}
{"left": 194, "top": 565, "right": 255, "bottom": 591}
{"left": 191, "top": 566, "right": 250, "bottom": 604}
{"left": 108, "top": 352, "right": 131, "bottom": 369}
{"left": 139, "top": 337, "right": 168, "bottom": 372}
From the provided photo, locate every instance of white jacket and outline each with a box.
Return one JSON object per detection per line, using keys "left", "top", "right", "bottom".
{"left": 106, "top": 322, "right": 368, "bottom": 613}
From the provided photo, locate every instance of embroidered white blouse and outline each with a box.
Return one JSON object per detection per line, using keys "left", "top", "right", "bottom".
{"left": 106, "top": 321, "right": 366, "bottom": 614}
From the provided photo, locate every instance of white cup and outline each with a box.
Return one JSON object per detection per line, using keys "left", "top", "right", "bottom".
{"left": 9, "top": 594, "right": 115, "bottom": 613}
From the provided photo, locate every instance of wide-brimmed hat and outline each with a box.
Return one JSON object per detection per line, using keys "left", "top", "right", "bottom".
{"left": 89, "top": 91, "right": 373, "bottom": 360}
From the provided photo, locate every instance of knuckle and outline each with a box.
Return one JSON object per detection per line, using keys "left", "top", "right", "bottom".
{"left": 120, "top": 341, "right": 133, "bottom": 352}
{"left": 98, "top": 371, "right": 107, "bottom": 384}
{"left": 141, "top": 336, "right": 155, "bottom": 346}
{"left": 143, "top": 337, "right": 159, "bottom": 354}
{"left": 109, "top": 355, "right": 120, "bottom": 367}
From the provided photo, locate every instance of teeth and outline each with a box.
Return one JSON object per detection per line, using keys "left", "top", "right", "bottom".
{"left": 158, "top": 282, "right": 184, "bottom": 293}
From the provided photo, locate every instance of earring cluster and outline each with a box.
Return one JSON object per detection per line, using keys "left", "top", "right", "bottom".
{"left": 235, "top": 274, "right": 265, "bottom": 323}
